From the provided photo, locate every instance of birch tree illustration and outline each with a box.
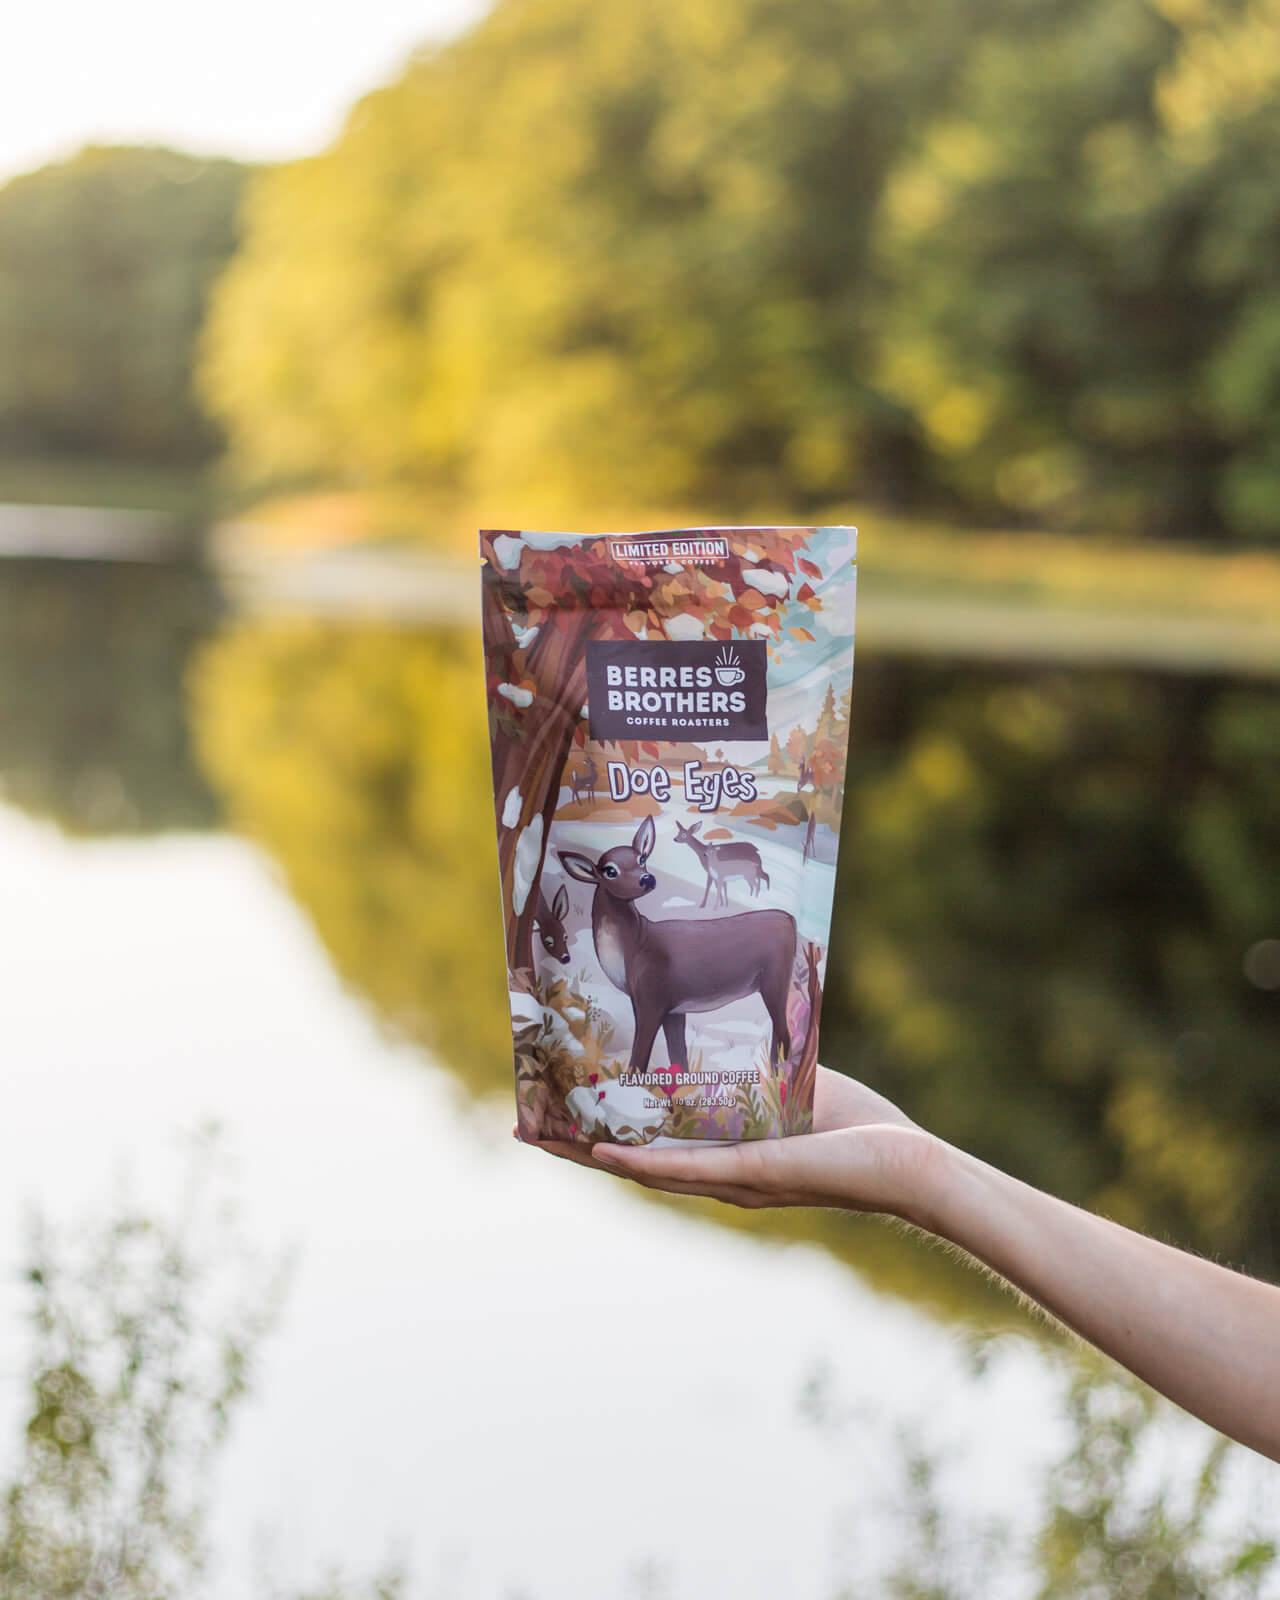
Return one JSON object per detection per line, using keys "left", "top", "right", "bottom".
{"left": 481, "top": 528, "right": 819, "bottom": 975}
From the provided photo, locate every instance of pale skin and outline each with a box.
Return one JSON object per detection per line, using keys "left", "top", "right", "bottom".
{"left": 528, "top": 1066, "right": 1280, "bottom": 1463}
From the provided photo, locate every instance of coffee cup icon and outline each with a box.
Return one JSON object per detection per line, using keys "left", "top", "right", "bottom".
{"left": 714, "top": 647, "right": 745, "bottom": 687}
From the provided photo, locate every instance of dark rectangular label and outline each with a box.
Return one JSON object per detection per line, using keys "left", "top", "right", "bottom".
{"left": 586, "top": 638, "right": 768, "bottom": 743}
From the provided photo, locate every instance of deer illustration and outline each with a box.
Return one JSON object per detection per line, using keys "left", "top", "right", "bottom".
{"left": 534, "top": 883, "right": 571, "bottom": 965}
{"left": 558, "top": 816, "right": 796, "bottom": 1075}
{"left": 673, "top": 819, "right": 770, "bottom": 908}
{"left": 570, "top": 758, "right": 598, "bottom": 805}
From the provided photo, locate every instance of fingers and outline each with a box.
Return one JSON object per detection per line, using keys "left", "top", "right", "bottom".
{"left": 594, "top": 1141, "right": 761, "bottom": 1186}
{"left": 523, "top": 1137, "right": 773, "bottom": 1208}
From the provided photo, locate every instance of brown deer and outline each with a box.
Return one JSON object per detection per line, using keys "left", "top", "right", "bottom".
{"left": 673, "top": 819, "right": 770, "bottom": 907}
{"left": 558, "top": 816, "right": 796, "bottom": 1075}
{"left": 534, "top": 883, "right": 571, "bottom": 965}
{"left": 569, "top": 758, "right": 599, "bottom": 805}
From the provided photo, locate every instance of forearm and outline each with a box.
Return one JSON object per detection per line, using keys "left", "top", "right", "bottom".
{"left": 907, "top": 1139, "right": 1280, "bottom": 1462}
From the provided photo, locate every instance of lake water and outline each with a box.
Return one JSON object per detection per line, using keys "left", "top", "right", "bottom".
{"left": 0, "top": 805, "right": 1065, "bottom": 1599}
{"left": 0, "top": 551, "right": 1274, "bottom": 1596}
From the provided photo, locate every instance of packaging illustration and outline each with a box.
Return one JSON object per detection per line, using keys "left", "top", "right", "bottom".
{"left": 481, "top": 526, "right": 857, "bottom": 1146}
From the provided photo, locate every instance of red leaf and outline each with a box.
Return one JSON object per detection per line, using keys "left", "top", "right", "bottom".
{"left": 641, "top": 741, "right": 660, "bottom": 759}
{"left": 797, "top": 557, "right": 822, "bottom": 578}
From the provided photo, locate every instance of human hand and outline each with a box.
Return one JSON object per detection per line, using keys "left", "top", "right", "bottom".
{"left": 528, "top": 1065, "right": 940, "bottom": 1222}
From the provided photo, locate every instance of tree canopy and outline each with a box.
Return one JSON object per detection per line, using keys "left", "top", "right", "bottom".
{"left": 201, "top": 0, "right": 1280, "bottom": 542}
{"left": 0, "top": 146, "right": 247, "bottom": 465}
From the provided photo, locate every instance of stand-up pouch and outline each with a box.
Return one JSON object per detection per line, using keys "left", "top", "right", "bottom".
{"left": 481, "top": 525, "right": 856, "bottom": 1146}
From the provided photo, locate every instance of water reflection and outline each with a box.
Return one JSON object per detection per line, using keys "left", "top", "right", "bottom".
{"left": 0, "top": 557, "right": 221, "bottom": 833}
{"left": 188, "top": 612, "right": 1280, "bottom": 1294}
{"left": 0, "top": 554, "right": 1275, "bottom": 1312}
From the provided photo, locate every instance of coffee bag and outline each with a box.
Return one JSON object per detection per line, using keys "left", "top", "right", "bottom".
{"left": 481, "top": 525, "right": 856, "bottom": 1145}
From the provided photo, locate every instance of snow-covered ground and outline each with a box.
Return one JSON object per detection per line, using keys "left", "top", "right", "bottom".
{"left": 535, "top": 796, "right": 839, "bottom": 1134}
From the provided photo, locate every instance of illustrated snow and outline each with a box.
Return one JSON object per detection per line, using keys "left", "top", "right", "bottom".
{"left": 663, "top": 613, "right": 704, "bottom": 642}
{"left": 743, "top": 566, "right": 789, "bottom": 598}
{"left": 501, "top": 786, "right": 523, "bottom": 829}
{"left": 511, "top": 816, "right": 543, "bottom": 916}
{"left": 491, "top": 533, "right": 524, "bottom": 570}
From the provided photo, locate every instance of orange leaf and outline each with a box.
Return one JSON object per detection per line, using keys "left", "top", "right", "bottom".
{"left": 737, "top": 588, "right": 767, "bottom": 610}
{"left": 790, "top": 626, "right": 816, "bottom": 642}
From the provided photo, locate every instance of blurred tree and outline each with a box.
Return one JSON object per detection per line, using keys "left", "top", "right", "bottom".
{"left": 190, "top": 619, "right": 512, "bottom": 1093}
{"left": 0, "top": 559, "right": 221, "bottom": 834}
{"left": 828, "top": 657, "right": 1280, "bottom": 1275}
{"left": 190, "top": 616, "right": 1280, "bottom": 1281}
{"left": 815, "top": 1356, "right": 1278, "bottom": 1599}
{"left": 879, "top": 0, "right": 1280, "bottom": 541}
{"left": 202, "top": 0, "right": 1280, "bottom": 544}
{"left": 0, "top": 1136, "right": 283, "bottom": 1600}
{"left": 0, "top": 146, "right": 247, "bottom": 467}
{"left": 200, "top": 0, "right": 999, "bottom": 528}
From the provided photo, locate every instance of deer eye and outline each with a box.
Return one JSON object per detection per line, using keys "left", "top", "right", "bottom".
{"left": 602, "top": 863, "right": 619, "bottom": 879}
{"left": 637, "top": 856, "right": 647, "bottom": 867}
{"left": 543, "top": 936, "right": 554, "bottom": 949}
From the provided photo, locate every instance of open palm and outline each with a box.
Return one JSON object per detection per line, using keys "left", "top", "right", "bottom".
{"left": 528, "top": 1066, "right": 934, "bottom": 1219}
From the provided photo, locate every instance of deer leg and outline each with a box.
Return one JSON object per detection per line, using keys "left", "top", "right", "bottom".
{"left": 628, "top": 1004, "right": 662, "bottom": 1076}
{"left": 762, "top": 954, "right": 794, "bottom": 1066}
{"left": 661, "top": 1013, "right": 687, "bottom": 1073}
{"left": 700, "top": 872, "right": 712, "bottom": 908}
{"left": 765, "top": 998, "right": 792, "bottom": 1067}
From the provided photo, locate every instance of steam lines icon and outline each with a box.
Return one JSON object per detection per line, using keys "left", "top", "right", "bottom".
{"left": 714, "top": 646, "right": 745, "bottom": 687}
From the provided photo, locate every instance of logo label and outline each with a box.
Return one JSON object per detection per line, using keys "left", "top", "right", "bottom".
{"left": 586, "top": 638, "right": 768, "bottom": 743}
{"left": 608, "top": 535, "right": 729, "bottom": 566}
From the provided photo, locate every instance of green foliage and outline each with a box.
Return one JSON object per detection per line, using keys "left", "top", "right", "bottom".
{"left": 828, "top": 659, "right": 1280, "bottom": 1274}
{"left": 0, "top": 560, "right": 222, "bottom": 833}
{"left": 874, "top": 0, "right": 1280, "bottom": 540}
{"left": 201, "top": 0, "right": 1280, "bottom": 542}
{"left": 200, "top": 0, "right": 990, "bottom": 521}
{"left": 1034, "top": 1366, "right": 1276, "bottom": 1600}
{"left": 0, "top": 1134, "right": 283, "bottom": 1600}
{"left": 0, "top": 146, "right": 247, "bottom": 467}
{"left": 821, "top": 1358, "right": 1278, "bottom": 1599}
{"left": 189, "top": 619, "right": 512, "bottom": 1096}
{"left": 185, "top": 616, "right": 1280, "bottom": 1294}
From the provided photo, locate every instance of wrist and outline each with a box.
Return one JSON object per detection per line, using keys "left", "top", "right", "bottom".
{"left": 851, "top": 1125, "right": 949, "bottom": 1229}
{"left": 889, "top": 1132, "right": 960, "bottom": 1228}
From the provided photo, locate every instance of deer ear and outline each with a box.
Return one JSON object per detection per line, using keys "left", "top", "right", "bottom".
{"left": 689, "top": 821, "right": 702, "bottom": 835}
{"left": 633, "top": 814, "right": 656, "bottom": 862}
{"left": 552, "top": 884, "right": 568, "bottom": 920}
{"left": 557, "top": 850, "right": 598, "bottom": 885}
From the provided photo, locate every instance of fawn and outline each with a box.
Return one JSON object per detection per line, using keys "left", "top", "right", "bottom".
{"left": 569, "top": 758, "right": 599, "bottom": 805}
{"left": 673, "top": 818, "right": 770, "bottom": 907}
{"left": 558, "top": 816, "right": 796, "bottom": 1075}
{"left": 534, "top": 883, "right": 571, "bottom": 965}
